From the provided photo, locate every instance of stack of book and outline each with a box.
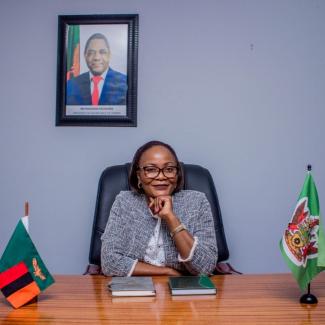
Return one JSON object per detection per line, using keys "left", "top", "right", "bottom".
{"left": 108, "top": 275, "right": 217, "bottom": 297}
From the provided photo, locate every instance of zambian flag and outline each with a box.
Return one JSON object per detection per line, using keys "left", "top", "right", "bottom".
{"left": 66, "top": 25, "right": 80, "bottom": 80}
{"left": 280, "top": 171, "right": 325, "bottom": 291}
{"left": 0, "top": 219, "right": 54, "bottom": 308}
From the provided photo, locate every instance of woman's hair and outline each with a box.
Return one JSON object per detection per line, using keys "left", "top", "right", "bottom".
{"left": 129, "top": 140, "right": 184, "bottom": 194}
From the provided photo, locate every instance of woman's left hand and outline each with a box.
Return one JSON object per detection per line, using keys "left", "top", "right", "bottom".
{"left": 149, "top": 196, "right": 174, "bottom": 220}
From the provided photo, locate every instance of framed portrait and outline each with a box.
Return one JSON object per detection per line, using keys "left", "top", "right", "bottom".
{"left": 56, "top": 14, "right": 138, "bottom": 127}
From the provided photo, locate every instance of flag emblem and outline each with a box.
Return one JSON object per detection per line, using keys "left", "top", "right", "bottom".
{"left": 32, "top": 258, "right": 46, "bottom": 281}
{"left": 284, "top": 197, "right": 319, "bottom": 266}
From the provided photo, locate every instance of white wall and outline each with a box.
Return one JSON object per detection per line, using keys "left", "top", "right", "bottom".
{"left": 1, "top": 0, "right": 325, "bottom": 274}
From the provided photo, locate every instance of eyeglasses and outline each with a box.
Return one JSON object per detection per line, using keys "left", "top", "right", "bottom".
{"left": 138, "top": 165, "right": 178, "bottom": 179}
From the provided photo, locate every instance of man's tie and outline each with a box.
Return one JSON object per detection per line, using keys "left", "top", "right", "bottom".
{"left": 92, "top": 76, "right": 102, "bottom": 105}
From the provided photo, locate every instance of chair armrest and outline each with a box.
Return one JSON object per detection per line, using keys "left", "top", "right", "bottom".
{"left": 214, "top": 262, "right": 242, "bottom": 275}
{"left": 84, "top": 264, "right": 103, "bottom": 275}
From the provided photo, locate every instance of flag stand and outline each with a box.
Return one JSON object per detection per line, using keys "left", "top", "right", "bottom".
{"left": 300, "top": 283, "right": 318, "bottom": 304}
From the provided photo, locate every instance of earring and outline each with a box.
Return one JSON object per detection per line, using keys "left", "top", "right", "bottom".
{"left": 138, "top": 181, "right": 142, "bottom": 189}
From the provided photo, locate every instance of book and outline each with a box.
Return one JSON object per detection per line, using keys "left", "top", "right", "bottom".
{"left": 168, "top": 275, "right": 217, "bottom": 295}
{"left": 108, "top": 277, "right": 156, "bottom": 297}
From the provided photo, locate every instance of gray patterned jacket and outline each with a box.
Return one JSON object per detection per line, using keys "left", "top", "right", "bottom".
{"left": 101, "top": 190, "right": 218, "bottom": 276}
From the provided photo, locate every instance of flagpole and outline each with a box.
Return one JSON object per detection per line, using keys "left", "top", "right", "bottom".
{"left": 25, "top": 201, "right": 29, "bottom": 217}
{"left": 23, "top": 201, "right": 39, "bottom": 306}
{"left": 299, "top": 164, "right": 318, "bottom": 304}
{"left": 22, "top": 201, "right": 29, "bottom": 233}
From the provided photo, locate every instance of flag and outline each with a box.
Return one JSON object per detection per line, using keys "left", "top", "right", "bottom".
{"left": 66, "top": 25, "right": 80, "bottom": 80}
{"left": 280, "top": 172, "right": 325, "bottom": 291}
{"left": 0, "top": 218, "right": 54, "bottom": 308}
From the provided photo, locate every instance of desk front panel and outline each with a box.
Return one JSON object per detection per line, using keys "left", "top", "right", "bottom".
{"left": 1, "top": 274, "right": 325, "bottom": 324}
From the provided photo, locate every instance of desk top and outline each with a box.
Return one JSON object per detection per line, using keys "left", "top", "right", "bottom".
{"left": 1, "top": 273, "right": 325, "bottom": 324}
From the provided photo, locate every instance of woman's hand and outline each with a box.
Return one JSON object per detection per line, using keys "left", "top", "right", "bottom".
{"left": 163, "top": 267, "right": 182, "bottom": 276}
{"left": 132, "top": 261, "right": 182, "bottom": 276}
{"left": 148, "top": 196, "right": 174, "bottom": 219}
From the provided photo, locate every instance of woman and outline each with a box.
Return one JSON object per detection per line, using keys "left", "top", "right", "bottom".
{"left": 101, "top": 141, "right": 218, "bottom": 276}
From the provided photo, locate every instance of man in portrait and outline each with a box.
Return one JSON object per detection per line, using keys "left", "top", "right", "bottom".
{"left": 66, "top": 33, "right": 127, "bottom": 106}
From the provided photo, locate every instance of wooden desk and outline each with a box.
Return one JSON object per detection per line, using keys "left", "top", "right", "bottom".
{"left": 1, "top": 273, "right": 325, "bottom": 324}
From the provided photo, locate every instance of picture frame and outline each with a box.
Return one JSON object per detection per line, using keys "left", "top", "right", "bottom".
{"left": 56, "top": 14, "right": 138, "bottom": 127}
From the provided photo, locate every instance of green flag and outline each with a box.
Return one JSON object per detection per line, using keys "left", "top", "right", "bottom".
{"left": 66, "top": 25, "right": 80, "bottom": 80}
{"left": 0, "top": 218, "right": 54, "bottom": 308}
{"left": 280, "top": 172, "right": 325, "bottom": 291}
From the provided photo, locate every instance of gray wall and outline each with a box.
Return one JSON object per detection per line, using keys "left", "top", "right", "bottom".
{"left": 1, "top": 0, "right": 325, "bottom": 274}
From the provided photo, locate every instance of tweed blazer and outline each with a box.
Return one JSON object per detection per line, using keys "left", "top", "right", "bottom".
{"left": 101, "top": 190, "right": 218, "bottom": 276}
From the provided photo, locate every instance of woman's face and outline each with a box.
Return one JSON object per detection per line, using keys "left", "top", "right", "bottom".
{"left": 137, "top": 145, "right": 178, "bottom": 198}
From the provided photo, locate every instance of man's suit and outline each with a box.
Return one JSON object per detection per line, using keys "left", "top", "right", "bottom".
{"left": 66, "top": 68, "right": 127, "bottom": 105}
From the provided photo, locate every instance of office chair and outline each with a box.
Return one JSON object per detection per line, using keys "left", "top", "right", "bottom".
{"left": 85, "top": 163, "right": 240, "bottom": 275}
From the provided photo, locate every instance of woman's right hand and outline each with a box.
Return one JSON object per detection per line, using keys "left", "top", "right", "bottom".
{"left": 164, "top": 267, "right": 182, "bottom": 276}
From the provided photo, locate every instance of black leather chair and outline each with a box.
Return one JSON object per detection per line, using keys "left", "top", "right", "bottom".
{"left": 85, "top": 163, "right": 240, "bottom": 275}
